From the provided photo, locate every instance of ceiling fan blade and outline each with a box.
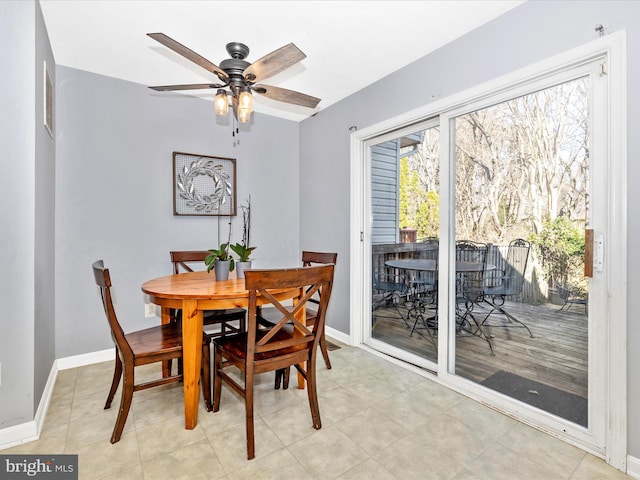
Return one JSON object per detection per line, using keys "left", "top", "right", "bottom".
{"left": 255, "top": 84, "right": 320, "bottom": 109}
{"left": 149, "top": 84, "right": 220, "bottom": 91}
{"left": 147, "top": 33, "right": 228, "bottom": 81}
{"left": 243, "top": 43, "right": 306, "bottom": 83}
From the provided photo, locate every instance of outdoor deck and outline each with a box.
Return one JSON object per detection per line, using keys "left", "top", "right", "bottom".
{"left": 372, "top": 299, "right": 588, "bottom": 398}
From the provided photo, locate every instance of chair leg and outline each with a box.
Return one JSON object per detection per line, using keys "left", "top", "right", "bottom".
{"left": 245, "top": 369, "right": 256, "bottom": 460}
{"left": 319, "top": 332, "right": 332, "bottom": 369}
{"left": 111, "top": 363, "right": 134, "bottom": 443}
{"left": 201, "top": 342, "right": 212, "bottom": 412}
{"left": 212, "top": 346, "right": 222, "bottom": 412}
{"left": 104, "top": 351, "right": 122, "bottom": 409}
{"left": 305, "top": 354, "right": 322, "bottom": 430}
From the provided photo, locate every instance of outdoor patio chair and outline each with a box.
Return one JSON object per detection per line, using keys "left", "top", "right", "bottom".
{"left": 481, "top": 239, "right": 534, "bottom": 337}
{"left": 556, "top": 282, "right": 588, "bottom": 313}
{"left": 372, "top": 267, "right": 411, "bottom": 329}
{"left": 454, "top": 241, "right": 494, "bottom": 354}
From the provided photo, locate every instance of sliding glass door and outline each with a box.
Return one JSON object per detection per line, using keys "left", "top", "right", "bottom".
{"left": 359, "top": 48, "right": 616, "bottom": 455}
{"left": 451, "top": 75, "right": 592, "bottom": 427}
{"left": 368, "top": 120, "right": 440, "bottom": 370}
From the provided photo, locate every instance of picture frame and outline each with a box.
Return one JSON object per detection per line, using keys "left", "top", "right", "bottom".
{"left": 173, "top": 151, "right": 237, "bottom": 216}
{"left": 43, "top": 61, "right": 53, "bottom": 137}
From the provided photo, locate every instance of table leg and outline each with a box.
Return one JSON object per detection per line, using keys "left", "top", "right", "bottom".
{"left": 181, "top": 299, "right": 203, "bottom": 429}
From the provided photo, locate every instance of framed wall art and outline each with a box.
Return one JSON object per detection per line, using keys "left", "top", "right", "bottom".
{"left": 43, "top": 61, "right": 53, "bottom": 137}
{"left": 173, "top": 151, "right": 237, "bottom": 216}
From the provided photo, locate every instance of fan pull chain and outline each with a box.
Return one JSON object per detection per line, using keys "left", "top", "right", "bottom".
{"left": 232, "top": 116, "right": 240, "bottom": 147}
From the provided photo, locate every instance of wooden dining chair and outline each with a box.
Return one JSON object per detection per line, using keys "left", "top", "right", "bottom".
{"left": 212, "top": 264, "right": 335, "bottom": 460}
{"left": 170, "top": 250, "right": 246, "bottom": 339}
{"left": 92, "top": 260, "right": 212, "bottom": 444}
{"left": 261, "top": 251, "right": 337, "bottom": 371}
{"left": 300, "top": 251, "right": 337, "bottom": 369}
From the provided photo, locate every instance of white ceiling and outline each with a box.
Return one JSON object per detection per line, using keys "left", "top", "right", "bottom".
{"left": 39, "top": 0, "right": 524, "bottom": 122}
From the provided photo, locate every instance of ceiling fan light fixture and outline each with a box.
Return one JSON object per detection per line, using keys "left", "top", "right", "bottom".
{"left": 237, "top": 107, "right": 252, "bottom": 123}
{"left": 214, "top": 89, "right": 229, "bottom": 116}
{"left": 238, "top": 88, "right": 253, "bottom": 112}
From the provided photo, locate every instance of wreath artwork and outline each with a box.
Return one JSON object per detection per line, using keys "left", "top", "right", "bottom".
{"left": 173, "top": 152, "right": 237, "bottom": 216}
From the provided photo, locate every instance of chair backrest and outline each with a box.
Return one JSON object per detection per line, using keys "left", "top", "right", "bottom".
{"left": 455, "top": 241, "right": 488, "bottom": 301}
{"left": 170, "top": 250, "right": 209, "bottom": 274}
{"left": 455, "top": 240, "right": 488, "bottom": 264}
{"left": 302, "top": 251, "right": 338, "bottom": 267}
{"left": 503, "top": 238, "right": 530, "bottom": 293}
{"left": 245, "top": 264, "right": 335, "bottom": 356}
{"left": 301, "top": 251, "right": 337, "bottom": 306}
{"left": 92, "top": 260, "right": 132, "bottom": 358}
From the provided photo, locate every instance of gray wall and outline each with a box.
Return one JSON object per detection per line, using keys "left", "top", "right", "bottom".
{"left": 299, "top": 0, "right": 640, "bottom": 458}
{"left": 0, "top": 0, "right": 55, "bottom": 429}
{"left": 54, "top": 66, "right": 302, "bottom": 358}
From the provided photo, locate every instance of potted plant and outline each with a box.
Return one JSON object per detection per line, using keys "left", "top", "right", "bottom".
{"left": 205, "top": 220, "right": 234, "bottom": 281}
{"left": 231, "top": 196, "right": 256, "bottom": 279}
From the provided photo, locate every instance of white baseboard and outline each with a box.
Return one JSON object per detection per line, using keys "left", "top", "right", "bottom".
{"left": 0, "top": 362, "right": 57, "bottom": 451}
{"left": 627, "top": 454, "right": 640, "bottom": 479}
{"left": 56, "top": 348, "right": 114, "bottom": 370}
{"left": 0, "top": 348, "right": 114, "bottom": 451}
{"left": 325, "top": 325, "right": 351, "bottom": 346}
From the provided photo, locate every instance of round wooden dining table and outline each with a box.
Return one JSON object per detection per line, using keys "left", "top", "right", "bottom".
{"left": 142, "top": 271, "right": 301, "bottom": 430}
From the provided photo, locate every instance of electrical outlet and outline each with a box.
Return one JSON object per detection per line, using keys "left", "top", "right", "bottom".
{"left": 144, "top": 303, "right": 156, "bottom": 318}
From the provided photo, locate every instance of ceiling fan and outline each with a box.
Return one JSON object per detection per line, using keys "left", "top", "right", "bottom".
{"left": 147, "top": 33, "right": 321, "bottom": 123}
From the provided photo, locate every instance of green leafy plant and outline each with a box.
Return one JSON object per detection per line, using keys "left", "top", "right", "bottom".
{"left": 528, "top": 216, "right": 584, "bottom": 287}
{"left": 205, "top": 243, "right": 235, "bottom": 272}
{"left": 205, "top": 218, "right": 235, "bottom": 272}
{"left": 230, "top": 243, "right": 256, "bottom": 262}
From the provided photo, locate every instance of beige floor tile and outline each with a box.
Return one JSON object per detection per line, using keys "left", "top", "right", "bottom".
{"left": 443, "top": 397, "right": 516, "bottom": 439}
{"left": 207, "top": 415, "right": 285, "bottom": 473}
{"left": 334, "top": 407, "right": 409, "bottom": 456}
{"left": 316, "top": 386, "right": 368, "bottom": 425}
{"left": 227, "top": 447, "right": 313, "bottom": 480}
{"left": 375, "top": 428, "right": 467, "bottom": 480}
{"left": 372, "top": 391, "right": 442, "bottom": 430}
{"left": 65, "top": 406, "right": 134, "bottom": 451}
{"left": 261, "top": 396, "right": 319, "bottom": 446}
{"left": 335, "top": 458, "right": 398, "bottom": 480}
{"left": 198, "top": 388, "right": 248, "bottom": 436}
{"left": 73, "top": 435, "right": 141, "bottom": 480}
{"left": 569, "top": 454, "right": 632, "bottom": 479}
{"left": 1, "top": 423, "right": 68, "bottom": 455}
{"left": 339, "top": 373, "right": 405, "bottom": 406}
{"left": 468, "top": 442, "right": 566, "bottom": 480}
{"left": 131, "top": 383, "right": 185, "bottom": 429}
{"left": 141, "top": 438, "right": 227, "bottom": 480}
{"left": 406, "top": 378, "right": 467, "bottom": 412}
{"left": 136, "top": 416, "right": 207, "bottom": 462}
{"left": 370, "top": 362, "right": 431, "bottom": 391}
{"left": 288, "top": 425, "right": 370, "bottom": 480}
{"left": 20, "top": 344, "right": 634, "bottom": 480}
{"left": 496, "top": 421, "right": 586, "bottom": 477}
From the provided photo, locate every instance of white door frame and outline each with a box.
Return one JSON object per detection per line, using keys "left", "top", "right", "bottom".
{"left": 349, "top": 31, "right": 627, "bottom": 470}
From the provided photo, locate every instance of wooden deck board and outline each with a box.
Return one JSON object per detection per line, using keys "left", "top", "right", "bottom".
{"left": 372, "top": 299, "right": 588, "bottom": 398}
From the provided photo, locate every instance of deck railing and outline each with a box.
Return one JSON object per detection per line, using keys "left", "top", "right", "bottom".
{"left": 373, "top": 241, "right": 548, "bottom": 304}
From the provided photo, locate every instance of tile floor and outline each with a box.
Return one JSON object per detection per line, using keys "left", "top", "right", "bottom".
{"left": 3, "top": 341, "right": 631, "bottom": 480}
